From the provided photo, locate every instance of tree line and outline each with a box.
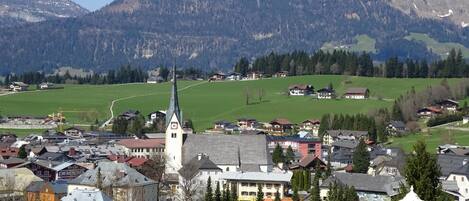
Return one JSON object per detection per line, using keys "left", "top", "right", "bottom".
{"left": 233, "top": 48, "right": 469, "bottom": 78}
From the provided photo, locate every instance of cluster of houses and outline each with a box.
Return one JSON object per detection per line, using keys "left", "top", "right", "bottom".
{"left": 209, "top": 71, "right": 265, "bottom": 82}
{"left": 7, "top": 82, "right": 60, "bottom": 92}
{"left": 288, "top": 84, "right": 370, "bottom": 100}
{"left": 417, "top": 99, "right": 461, "bottom": 118}
{"left": 0, "top": 69, "right": 465, "bottom": 201}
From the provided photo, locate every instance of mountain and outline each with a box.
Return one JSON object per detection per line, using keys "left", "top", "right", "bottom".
{"left": 0, "top": 0, "right": 88, "bottom": 28}
{"left": 0, "top": 0, "right": 469, "bottom": 73}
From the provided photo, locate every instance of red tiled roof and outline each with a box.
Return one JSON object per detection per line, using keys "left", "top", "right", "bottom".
{"left": 288, "top": 84, "right": 311, "bottom": 90}
{"left": 270, "top": 118, "right": 293, "bottom": 125}
{"left": 117, "top": 139, "right": 164, "bottom": 149}
{"left": 127, "top": 157, "right": 148, "bottom": 167}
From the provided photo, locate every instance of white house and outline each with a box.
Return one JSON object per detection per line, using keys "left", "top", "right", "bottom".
{"left": 317, "top": 88, "right": 335, "bottom": 99}
{"left": 344, "top": 87, "right": 370, "bottom": 100}
{"left": 117, "top": 139, "right": 165, "bottom": 159}
{"left": 288, "top": 84, "right": 313, "bottom": 96}
{"left": 9, "top": 82, "right": 29, "bottom": 92}
{"left": 446, "top": 161, "right": 469, "bottom": 201}
{"left": 463, "top": 116, "right": 469, "bottom": 125}
{"left": 39, "top": 82, "right": 54, "bottom": 90}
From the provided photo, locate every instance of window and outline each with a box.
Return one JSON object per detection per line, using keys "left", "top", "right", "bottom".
{"left": 249, "top": 183, "right": 256, "bottom": 187}
{"left": 266, "top": 184, "right": 272, "bottom": 189}
{"left": 226, "top": 167, "right": 230, "bottom": 171}
{"left": 171, "top": 133, "right": 177, "bottom": 138}
{"left": 241, "top": 192, "right": 248, "bottom": 196}
{"left": 249, "top": 192, "right": 256, "bottom": 196}
{"left": 241, "top": 183, "right": 248, "bottom": 187}
{"left": 463, "top": 177, "right": 465, "bottom": 182}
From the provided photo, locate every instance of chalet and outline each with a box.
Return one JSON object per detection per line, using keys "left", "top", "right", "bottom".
{"left": 316, "top": 88, "right": 335, "bottom": 99}
{"left": 39, "top": 82, "right": 54, "bottom": 90}
{"left": 214, "top": 120, "right": 233, "bottom": 130}
{"left": 437, "top": 99, "right": 460, "bottom": 112}
{"left": 289, "top": 155, "right": 326, "bottom": 171}
{"left": 210, "top": 72, "right": 226, "bottom": 81}
{"left": 269, "top": 118, "right": 294, "bottom": 133}
{"left": 147, "top": 110, "right": 166, "bottom": 122}
{"left": 274, "top": 71, "right": 289, "bottom": 78}
{"left": 319, "top": 173, "right": 403, "bottom": 201}
{"left": 117, "top": 139, "right": 165, "bottom": 159}
{"left": 16, "top": 160, "right": 87, "bottom": 182}
{"left": 330, "top": 139, "right": 359, "bottom": 166}
{"left": 300, "top": 119, "right": 320, "bottom": 136}
{"left": 26, "top": 181, "right": 67, "bottom": 201}
{"left": 246, "top": 71, "right": 263, "bottom": 80}
{"left": 9, "top": 82, "right": 29, "bottom": 92}
{"left": 119, "top": 110, "right": 140, "bottom": 120}
{"left": 417, "top": 107, "right": 442, "bottom": 118}
{"left": 323, "top": 130, "right": 368, "bottom": 146}
{"left": 288, "top": 84, "right": 314, "bottom": 96}
{"left": 237, "top": 118, "right": 257, "bottom": 130}
{"left": 267, "top": 136, "right": 322, "bottom": 159}
{"left": 464, "top": 116, "right": 469, "bottom": 125}
{"left": 386, "top": 121, "right": 407, "bottom": 136}
{"left": 344, "top": 87, "right": 370, "bottom": 99}
{"left": 146, "top": 76, "right": 164, "bottom": 84}
{"left": 64, "top": 127, "right": 84, "bottom": 138}
{"left": 226, "top": 72, "right": 242, "bottom": 81}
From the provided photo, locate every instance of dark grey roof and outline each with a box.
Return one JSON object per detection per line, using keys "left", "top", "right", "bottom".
{"left": 451, "top": 163, "right": 469, "bottom": 177}
{"left": 321, "top": 173, "right": 404, "bottom": 196}
{"left": 26, "top": 181, "right": 44, "bottom": 192}
{"left": 166, "top": 66, "right": 181, "bottom": 125}
{"left": 332, "top": 140, "right": 359, "bottom": 149}
{"left": 179, "top": 155, "right": 221, "bottom": 179}
{"left": 0, "top": 157, "right": 25, "bottom": 165}
{"left": 37, "top": 152, "right": 70, "bottom": 162}
{"left": 69, "top": 162, "right": 156, "bottom": 187}
{"left": 183, "top": 134, "right": 271, "bottom": 167}
{"left": 389, "top": 121, "right": 406, "bottom": 129}
{"left": 438, "top": 154, "right": 469, "bottom": 177}
{"left": 49, "top": 181, "right": 68, "bottom": 194}
{"left": 327, "top": 130, "right": 368, "bottom": 138}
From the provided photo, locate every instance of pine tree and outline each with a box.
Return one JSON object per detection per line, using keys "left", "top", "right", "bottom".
{"left": 18, "top": 146, "right": 27, "bottom": 159}
{"left": 274, "top": 190, "right": 281, "bottom": 201}
{"left": 352, "top": 139, "right": 370, "bottom": 173}
{"left": 205, "top": 177, "right": 213, "bottom": 201}
{"left": 310, "top": 171, "right": 320, "bottom": 201}
{"left": 319, "top": 114, "right": 331, "bottom": 139}
{"left": 214, "top": 182, "right": 222, "bottom": 201}
{"left": 303, "top": 170, "right": 310, "bottom": 190}
{"left": 256, "top": 185, "right": 264, "bottom": 201}
{"left": 326, "top": 147, "right": 332, "bottom": 177}
{"left": 285, "top": 145, "right": 295, "bottom": 164}
{"left": 272, "top": 143, "right": 284, "bottom": 164}
{"left": 292, "top": 186, "right": 300, "bottom": 201}
{"left": 223, "top": 185, "right": 230, "bottom": 201}
{"left": 404, "top": 140, "right": 442, "bottom": 201}
{"left": 96, "top": 167, "right": 103, "bottom": 190}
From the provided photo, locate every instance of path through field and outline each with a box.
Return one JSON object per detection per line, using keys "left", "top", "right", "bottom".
{"left": 100, "top": 81, "right": 207, "bottom": 127}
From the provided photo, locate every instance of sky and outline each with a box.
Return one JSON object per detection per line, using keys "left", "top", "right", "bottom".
{"left": 72, "top": 0, "right": 114, "bottom": 11}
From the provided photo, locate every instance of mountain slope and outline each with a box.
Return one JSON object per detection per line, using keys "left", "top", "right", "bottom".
{"left": 0, "top": 0, "right": 468, "bottom": 73}
{"left": 0, "top": 0, "right": 88, "bottom": 28}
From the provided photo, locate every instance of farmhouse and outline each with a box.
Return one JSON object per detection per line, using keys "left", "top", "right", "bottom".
{"left": 246, "top": 71, "right": 263, "bottom": 80}
{"left": 437, "top": 99, "right": 460, "bottom": 112}
{"left": 317, "top": 87, "right": 335, "bottom": 99}
{"left": 267, "top": 136, "right": 322, "bottom": 159}
{"left": 300, "top": 119, "right": 320, "bottom": 136}
{"left": 274, "top": 71, "right": 289, "bottom": 78}
{"left": 39, "top": 82, "right": 55, "bottom": 90}
{"left": 210, "top": 72, "right": 226, "bottom": 81}
{"left": 237, "top": 118, "right": 258, "bottom": 130}
{"left": 9, "top": 82, "right": 29, "bottom": 92}
{"left": 64, "top": 127, "right": 85, "bottom": 138}
{"left": 344, "top": 87, "right": 370, "bottom": 99}
{"left": 269, "top": 118, "right": 294, "bottom": 133}
{"left": 146, "top": 76, "right": 164, "bottom": 84}
{"left": 445, "top": 161, "right": 469, "bottom": 200}
{"left": 386, "top": 121, "right": 407, "bottom": 136}
{"left": 117, "top": 139, "right": 165, "bottom": 159}
{"left": 119, "top": 110, "right": 140, "bottom": 120}
{"left": 226, "top": 72, "right": 242, "bottom": 81}
{"left": 147, "top": 110, "right": 166, "bottom": 123}
{"left": 16, "top": 160, "right": 87, "bottom": 182}
{"left": 288, "top": 84, "right": 313, "bottom": 96}
{"left": 417, "top": 107, "right": 442, "bottom": 118}
{"left": 323, "top": 130, "right": 369, "bottom": 146}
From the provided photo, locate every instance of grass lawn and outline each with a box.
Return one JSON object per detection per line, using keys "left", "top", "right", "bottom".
{"left": 405, "top": 32, "right": 469, "bottom": 59}
{"left": 321, "top": 34, "right": 377, "bottom": 53}
{"left": 0, "top": 75, "right": 463, "bottom": 132}
{"left": 0, "top": 128, "right": 47, "bottom": 137}
{"left": 387, "top": 129, "right": 469, "bottom": 153}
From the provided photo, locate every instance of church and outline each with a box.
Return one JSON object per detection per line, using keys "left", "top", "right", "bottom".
{"left": 164, "top": 67, "right": 273, "bottom": 176}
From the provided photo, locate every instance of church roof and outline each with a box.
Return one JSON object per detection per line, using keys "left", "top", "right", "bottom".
{"left": 182, "top": 134, "right": 272, "bottom": 167}
{"left": 166, "top": 66, "right": 181, "bottom": 126}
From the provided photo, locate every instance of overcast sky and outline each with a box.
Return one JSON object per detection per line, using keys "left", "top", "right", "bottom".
{"left": 72, "top": 0, "right": 114, "bottom": 11}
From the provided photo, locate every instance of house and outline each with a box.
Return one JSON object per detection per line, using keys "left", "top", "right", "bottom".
{"left": 246, "top": 71, "right": 263, "bottom": 80}
{"left": 344, "top": 87, "right": 370, "bottom": 99}
{"left": 437, "top": 99, "right": 460, "bottom": 112}
{"left": 214, "top": 120, "right": 233, "bottom": 130}
{"left": 0, "top": 147, "right": 18, "bottom": 158}
{"left": 464, "top": 116, "right": 469, "bottom": 125}
{"left": 267, "top": 136, "right": 322, "bottom": 159}
{"left": 288, "top": 84, "right": 314, "bottom": 96}
{"left": 148, "top": 110, "right": 166, "bottom": 122}
{"left": 330, "top": 140, "right": 359, "bottom": 166}
{"left": 221, "top": 171, "right": 292, "bottom": 200}
{"left": 146, "top": 76, "right": 164, "bottom": 84}
{"left": 386, "top": 121, "right": 407, "bottom": 136}
{"left": 226, "top": 72, "right": 242, "bottom": 81}
{"left": 210, "top": 72, "right": 226, "bottom": 81}
{"left": 68, "top": 162, "right": 157, "bottom": 201}
{"left": 274, "top": 71, "right": 289, "bottom": 78}
{"left": 119, "top": 110, "right": 140, "bottom": 120}
{"left": 316, "top": 87, "right": 335, "bottom": 99}
{"left": 16, "top": 160, "right": 87, "bottom": 182}
{"left": 178, "top": 154, "right": 223, "bottom": 200}
{"left": 323, "top": 130, "right": 368, "bottom": 146}
{"left": 319, "top": 173, "right": 404, "bottom": 201}
{"left": 26, "top": 180, "right": 67, "bottom": 201}
{"left": 300, "top": 119, "right": 320, "bottom": 136}
{"left": 368, "top": 151, "right": 406, "bottom": 177}
{"left": 417, "top": 107, "right": 442, "bottom": 118}
{"left": 9, "top": 82, "right": 29, "bottom": 92}
{"left": 0, "top": 157, "right": 25, "bottom": 168}
{"left": 446, "top": 161, "right": 469, "bottom": 201}
{"left": 237, "top": 118, "right": 257, "bottom": 130}
{"left": 0, "top": 168, "right": 43, "bottom": 199}
{"left": 62, "top": 189, "right": 112, "bottom": 201}
{"left": 107, "top": 155, "right": 149, "bottom": 168}
{"left": 39, "top": 82, "right": 55, "bottom": 90}
{"left": 64, "top": 127, "right": 85, "bottom": 138}
{"left": 269, "top": 118, "right": 294, "bottom": 133}
{"left": 289, "top": 155, "right": 326, "bottom": 171}
{"left": 117, "top": 139, "right": 165, "bottom": 159}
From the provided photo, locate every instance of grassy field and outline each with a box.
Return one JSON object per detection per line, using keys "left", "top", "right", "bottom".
{"left": 321, "top": 34, "right": 377, "bottom": 53}
{"left": 0, "top": 128, "right": 47, "bottom": 136}
{"left": 0, "top": 75, "right": 462, "bottom": 131}
{"left": 388, "top": 128, "right": 469, "bottom": 153}
{"left": 405, "top": 33, "right": 469, "bottom": 59}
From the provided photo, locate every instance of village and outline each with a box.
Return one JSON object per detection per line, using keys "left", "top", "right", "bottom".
{"left": 0, "top": 68, "right": 468, "bottom": 201}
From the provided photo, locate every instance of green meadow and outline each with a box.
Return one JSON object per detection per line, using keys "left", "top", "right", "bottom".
{"left": 388, "top": 129, "right": 469, "bottom": 153}
{"left": 0, "top": 75, "right": 461, "bottom": 131}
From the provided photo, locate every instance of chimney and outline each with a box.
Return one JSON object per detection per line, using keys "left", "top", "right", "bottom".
{"left": 463, "top": 159, "right": 468, "bottom": 166}
{"left": 69, "top": 147, "right": 76, "bottom": 156}
{"left": 197, "top": 153, "right": 203, "bottom": 160}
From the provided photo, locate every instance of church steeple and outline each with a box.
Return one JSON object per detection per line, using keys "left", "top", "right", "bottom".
{"left": 166, "top": 66, "right": 181, "bottom": 125}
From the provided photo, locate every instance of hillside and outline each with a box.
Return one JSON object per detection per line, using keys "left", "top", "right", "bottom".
{"left": 0, "top": 75, "right": 461, "bottom": 131}
{"left": 0, "top": 0, "right": 468, "bottom": 73}
{"left": 0, "top": 0, "right": 88, "bottom": 28}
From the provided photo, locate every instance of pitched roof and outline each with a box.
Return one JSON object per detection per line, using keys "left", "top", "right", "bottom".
{"left": 326, "top": 130, "right": 368, "bottom": 138}
{"left": 179, "top": 155, "right": 221, "bottom": 179}
{"left": 321, "top": 172, "right": 404, "bottom": 196}
{"left": 26, "top": 181, "right": 44, "bottom": 192}
{"left": 389, "top": 121, "right": 406, "bottom": 129}
{"left": 302, "top": 119, "right": 320, "bottom": 124}
{"left": 267, "top": 135, "right": 321, "bottom": 143}
{"left": 183, "top": 134, "right": 271, "bottom": 167}
{"left": 331, "top": 140, "right": 359, "bottom": 149}
{"left": 450, "top": 162, "right": 469, "bottom": 177}
{"left": 69, "top": 162, "right": 156, "bottom": 187}
{"left": 0, "top": 157, "right": 25, "bottom": 165}
{"left": 270, "top": 118, "right": 293, "bottom": 125}
{"left": 288, "top": 84, "right": 312, "bottom": 90}
{"left": 345, "top": 87, "right": 369, "bottom": 94}
{"left": 117, "top": 139, "right": 165, "bottom": 148}
{"left": 221, "top": 171, "right": 292, "bottom": 182}
{"left": 166, "top": 66, "right": 182, "bottom": 126}
{"left": 0, "top": 168, "right": 43, "bottom": 191}
{"left": 437, "top": 154, "right": 469, "bottom": 177}
{"left": 62, "top": 189, "right": 112, "bottom": 201}
{"left": 298, "top": 155, "right": 325, "bottom": 168}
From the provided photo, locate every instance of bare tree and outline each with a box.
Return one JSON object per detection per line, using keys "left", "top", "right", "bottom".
{"left": 177, "top": 171, "right": 200, "bottom": 201}
{"left": 137, "top": 154, "right": 166, "bottom": 201}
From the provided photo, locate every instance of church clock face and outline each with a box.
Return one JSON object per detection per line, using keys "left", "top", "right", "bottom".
{"left": 171, "top": 122, "right": 179, "bottom": 129}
